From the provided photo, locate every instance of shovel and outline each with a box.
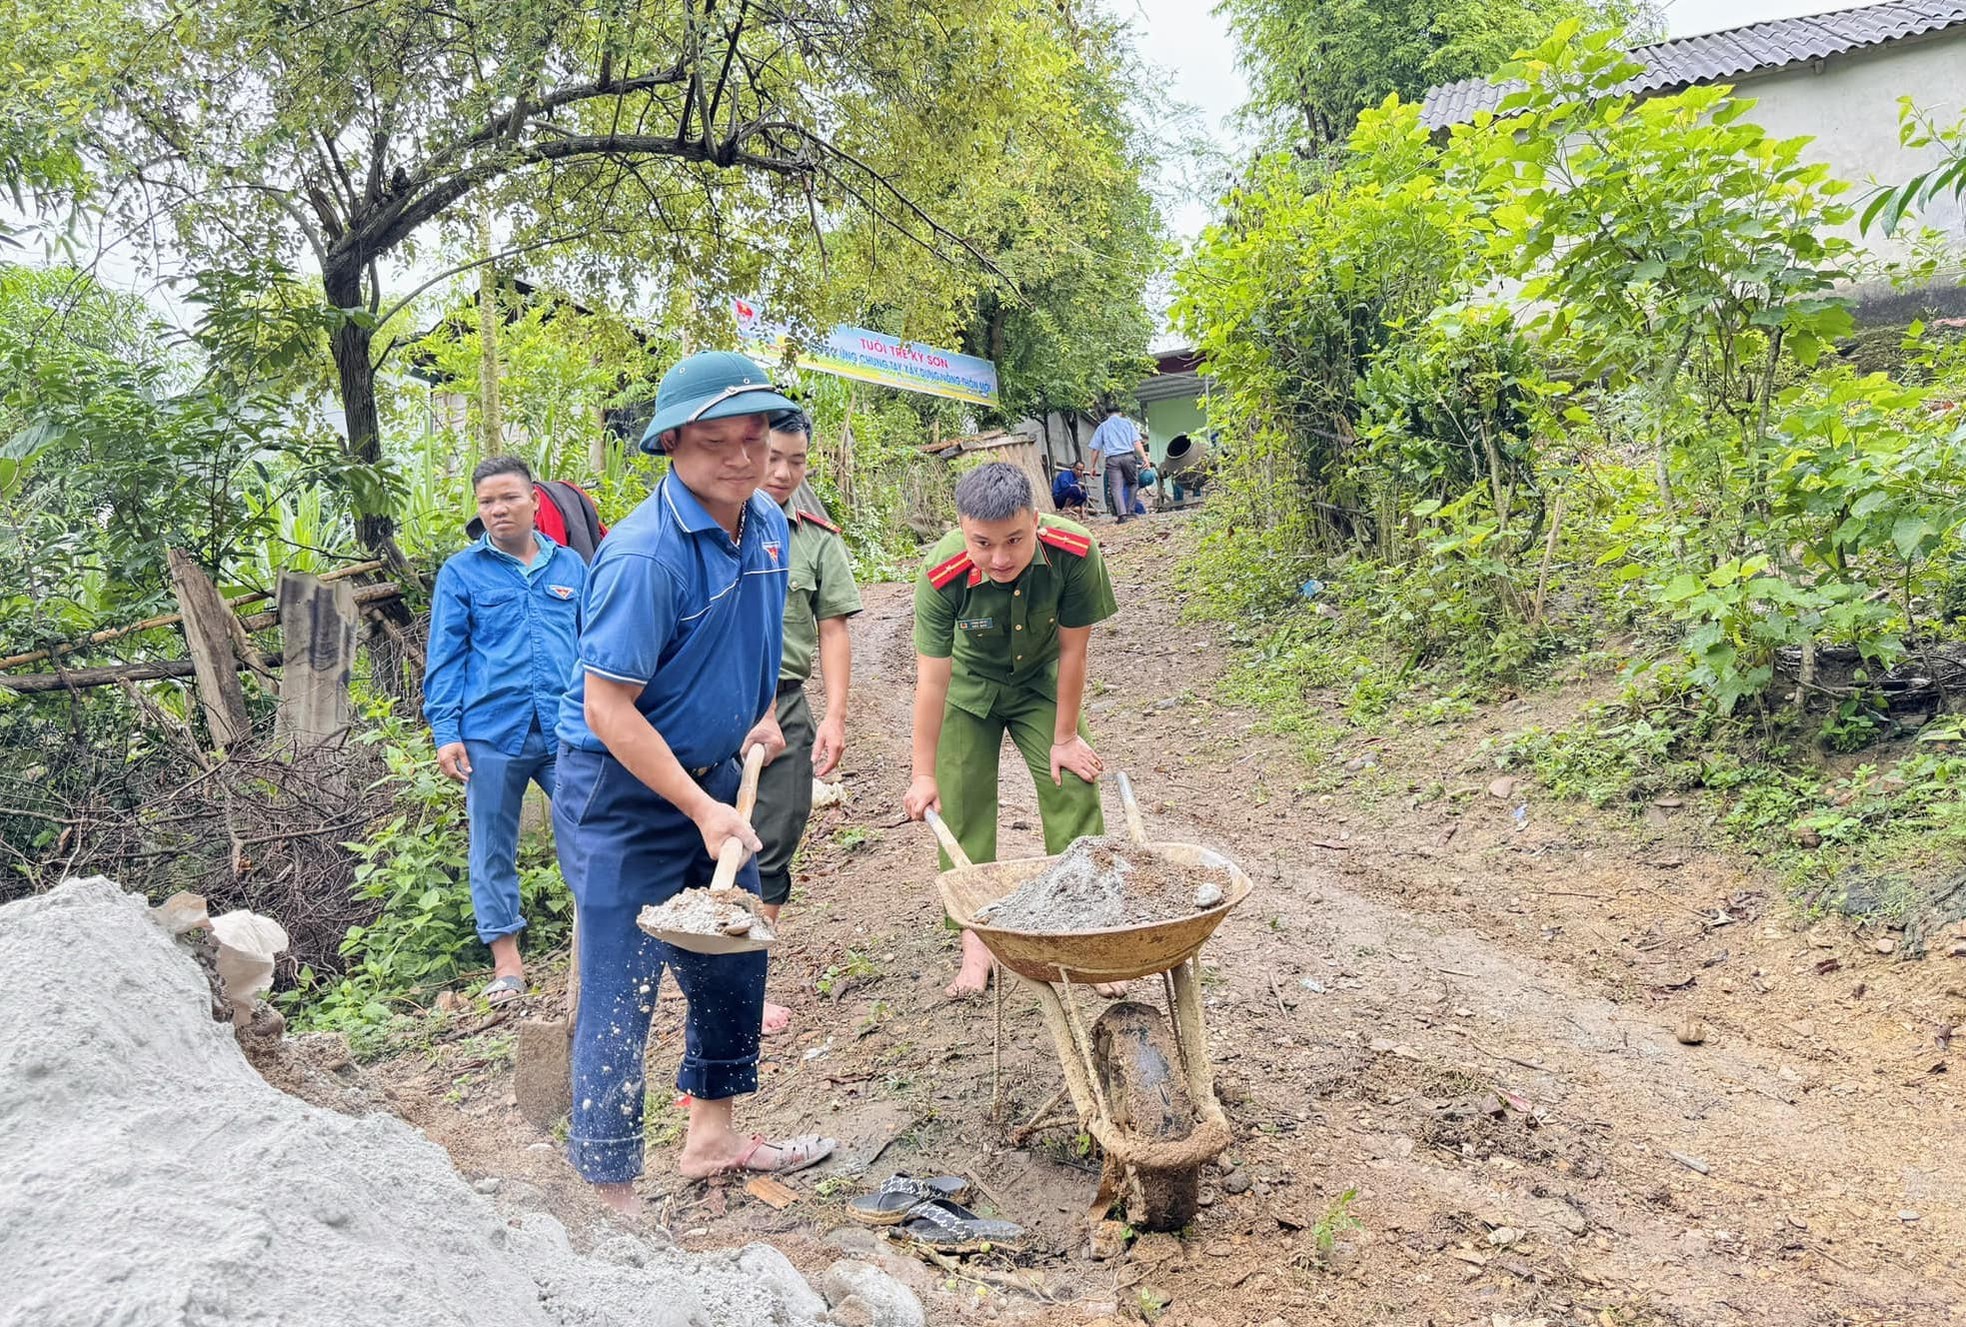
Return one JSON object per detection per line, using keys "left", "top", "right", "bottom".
{"left": 638, "top": 743, "right": 770, "bottom": 954}
{"left": 515, "top": 909, "right": 579, "bottom": 1131}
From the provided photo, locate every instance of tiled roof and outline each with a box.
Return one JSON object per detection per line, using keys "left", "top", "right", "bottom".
{"left": 1419, "top": 0, "right": 1966, "bottom": 129}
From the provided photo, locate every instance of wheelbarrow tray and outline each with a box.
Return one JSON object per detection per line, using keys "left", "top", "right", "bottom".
{"left": 936, "top": 843, "right": 1251, "bottom": 985}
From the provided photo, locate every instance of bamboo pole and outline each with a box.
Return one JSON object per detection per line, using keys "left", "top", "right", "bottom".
{"left": 0, "top": 560, "right": 384, "bottom": 672}
{"left": 1, "top": 583, "right": 401, "bottom": 695}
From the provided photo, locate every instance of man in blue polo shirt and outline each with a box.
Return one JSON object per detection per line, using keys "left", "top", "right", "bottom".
{"left": 424, "top": 455, "right": 586, "bottom": 1005}
{"left": 553, "top": 351, "right": 836, "bottom": 1212}
{"left": 1088, "top": 404, "right": 1150, "bottom": 524}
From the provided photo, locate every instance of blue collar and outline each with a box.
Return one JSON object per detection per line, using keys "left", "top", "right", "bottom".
{"left": 476, "top": 531, "right": 556, "bottom": 571}
{"left": 662, "top": 476, "right": 759, "bottom": 546}
{"left": 661, "top": 477, "right": 725, "bottom": 535}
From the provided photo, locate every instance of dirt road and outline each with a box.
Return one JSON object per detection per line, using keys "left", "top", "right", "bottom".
{"left": 374, "top": 513, "right": 1966, "bottom": 1327}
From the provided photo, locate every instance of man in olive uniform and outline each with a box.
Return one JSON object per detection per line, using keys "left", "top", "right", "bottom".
{"left": 753, "top": 409, "right": 862, "bottom": 1034}
{"left": 902, "top": 463, "right": 1118, "bottom": 996}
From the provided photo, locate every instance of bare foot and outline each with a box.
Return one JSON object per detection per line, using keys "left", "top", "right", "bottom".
{"left": 488, "top": 933, "right": 525, "bottom": 985}
{"left": 594, "top": 1181, "right": 639, "bottom": 1216}
{"left": 945, "top": 930, "right": 995, "bottom": 997}
{"left": 678, "top": 1134, "right": 833, "bottom": 1179}
{"left": 762, "top": 1000, "right": 792, "bottom": 1035}
{"left": 1093, "top": 982, "right": 1127, "bottom": 998}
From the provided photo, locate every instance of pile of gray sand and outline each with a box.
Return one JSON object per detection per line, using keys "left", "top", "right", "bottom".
{"left": 0, "top": 878, "right": 900, "bottom": 1327}
{"left": 978, "top": 836, "right": 1237, "bottom": 933}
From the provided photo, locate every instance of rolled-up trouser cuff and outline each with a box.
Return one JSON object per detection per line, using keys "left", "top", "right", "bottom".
{"left": 567, "top": 1130, "right": 646, "bottom": 1185}
{"left": 678, "top": 1052, "right": 760, "bottom": 1101}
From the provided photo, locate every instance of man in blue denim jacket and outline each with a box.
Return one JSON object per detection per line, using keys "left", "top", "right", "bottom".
{"left": 423, "top": 456, "right": 587, "bottom": 1004}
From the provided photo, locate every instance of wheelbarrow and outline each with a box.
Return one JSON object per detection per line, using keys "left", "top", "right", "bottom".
{"left": 924, "top": 774, "right": 1252, "bottom": 1232}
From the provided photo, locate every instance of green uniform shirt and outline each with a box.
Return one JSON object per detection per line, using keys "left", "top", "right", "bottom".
{"left": 912, "top": 514, "right": 1117, "bottom": 719}
{"left": 779, "top": 503, "right": 864, "bottom": 683}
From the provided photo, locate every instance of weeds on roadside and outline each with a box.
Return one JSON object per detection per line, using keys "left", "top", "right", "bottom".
{"left": 1307, "top": 1187, "right": 1363, "bottom": 1267}
{"left": 817, "top": 950, "right": 879, "bottom": 998}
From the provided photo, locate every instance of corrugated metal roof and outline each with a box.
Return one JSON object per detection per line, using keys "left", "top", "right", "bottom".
{"left": 1419, "top": 0, "right": 1966, "bottom": 130}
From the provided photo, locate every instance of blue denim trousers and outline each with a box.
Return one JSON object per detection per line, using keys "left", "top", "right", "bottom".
{"left": 551, "top": 746, "right": 766, "bottom": 1183}
{"left": 463, "top": 722, "right": 557, "bottom": 945}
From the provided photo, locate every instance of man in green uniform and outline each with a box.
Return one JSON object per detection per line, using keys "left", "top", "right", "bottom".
{"left": 902, "top": 462, "right": 1118, "bottom": 996}
{"left": 753, "top": 409, "right": 863, "bottom": 1034}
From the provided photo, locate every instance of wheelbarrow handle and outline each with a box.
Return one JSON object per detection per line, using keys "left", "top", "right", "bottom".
{"left": 922, "top": 807, "right": 973, "bottom": 869}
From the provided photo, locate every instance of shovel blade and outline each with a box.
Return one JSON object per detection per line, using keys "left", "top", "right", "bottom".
{"left": 514, "top": 1016, "right": 573, "bottom": 1130}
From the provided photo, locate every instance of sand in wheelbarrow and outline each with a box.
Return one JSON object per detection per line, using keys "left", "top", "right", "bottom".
{"left": 978, "top": 836, "right": 1236, "bottom": 933}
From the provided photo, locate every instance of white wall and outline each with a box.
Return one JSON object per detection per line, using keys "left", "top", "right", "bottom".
{"left": 1732, "top": 34, "right": 1966, "bottom": 269}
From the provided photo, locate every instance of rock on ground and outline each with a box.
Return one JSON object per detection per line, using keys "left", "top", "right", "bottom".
{"left": 820, "top": 1261, "right": 926, "bottom": 1327}
{"left": 0, "top": 878, "right": 833, "bottom": 1327}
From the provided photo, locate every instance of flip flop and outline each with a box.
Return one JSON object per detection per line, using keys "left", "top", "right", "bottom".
{"left": 729, "top": 1133, "right": 836, "bottom": 1176}
{"left": 846, "top": 1174, "right": 973, "bottom": 1226}
{"left": 480, "top": 975, "right": 525, "bottom": 1006}
{"left": 892, "top": 1197, "right": 1024, "bottom": 1253}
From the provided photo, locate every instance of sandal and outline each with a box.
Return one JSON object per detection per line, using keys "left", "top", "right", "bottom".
{"left": 480, "top": 974, "right": 525, "bottom": 1006}
{"left": 847, "top": 1174, "right": 973, "bottom": 1226}
{"left": 729, "top": 1133, "right": 836, "bottom": 1176}
{"left": 892, "top": 1197, "right": 1024, "bottom": 1253}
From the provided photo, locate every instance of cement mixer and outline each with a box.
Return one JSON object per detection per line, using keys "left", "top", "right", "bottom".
{"left": 1157, "top": 433, "right": 1211, "bottom": 504}
{"left": 1159, "top": 432, "right": 1210, "bottom": 479}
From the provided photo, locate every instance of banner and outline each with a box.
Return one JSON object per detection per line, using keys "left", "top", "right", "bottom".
{"left": 733, "top": 299, "right": 999, "bottom": 408}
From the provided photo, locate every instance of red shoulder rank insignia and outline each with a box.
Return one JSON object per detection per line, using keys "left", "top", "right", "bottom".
{"left": 1037, "top": 525, "right": 1093, "bottom": 558}
{"left": 795, "top": 508, "right": 841, "bottom": 534}
{"left": 926, "top": 550, "right": 974, "bottom": 589}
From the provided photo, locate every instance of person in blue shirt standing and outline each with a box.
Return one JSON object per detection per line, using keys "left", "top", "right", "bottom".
{"left": 423, "top": 456, "right": 587, "bottom": 1006}
{"left": 553, "top": 350, "right": 836, "bottom": 1213}
{"left": 1088, "top": 404, "right": 1150, "bottom": 524}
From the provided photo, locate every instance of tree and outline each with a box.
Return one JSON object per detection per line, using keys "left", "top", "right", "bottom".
{"left": 1218, "top": 0, "right": 1659, "bottom": 148}
{"left": 0, "top": 264, "right": 370, "bottom": 654}
{"left": 8, "top": 0, "right": 1065, "bottom": 564}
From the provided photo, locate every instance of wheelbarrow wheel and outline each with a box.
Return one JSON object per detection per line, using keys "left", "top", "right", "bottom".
{"left": 1091, "top": 1000, "right": 1200, "bottom": 1231}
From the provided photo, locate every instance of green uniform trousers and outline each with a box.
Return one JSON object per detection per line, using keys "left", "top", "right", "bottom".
{"left": 754, "top": 686, "right": 815, "bottom": 905}
{"left": 935, "top": 685, "right": 1104, "bottom": 871}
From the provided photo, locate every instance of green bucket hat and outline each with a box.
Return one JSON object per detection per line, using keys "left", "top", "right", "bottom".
{"left": 639, "top": 350, "right": 799, "bottom": 453}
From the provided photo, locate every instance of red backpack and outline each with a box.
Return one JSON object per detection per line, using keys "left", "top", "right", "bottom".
{"left": 467, "top": 480, "right": 607, "bottom": 563}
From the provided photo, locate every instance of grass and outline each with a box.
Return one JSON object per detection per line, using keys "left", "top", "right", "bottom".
{"left": 817, "top": 949, "right": 880, "bottom": 998}
{"left": 643, "top": 1092, "right": 688, "bottom": 1150}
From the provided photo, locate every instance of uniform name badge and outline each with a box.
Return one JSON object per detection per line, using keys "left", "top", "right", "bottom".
{"left": 956, "top": 616, "right": 995, "bottom": 632}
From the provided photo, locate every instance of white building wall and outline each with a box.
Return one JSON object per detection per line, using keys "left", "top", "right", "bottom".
{"left": 1731, "top": 34, "right": 1966, "bottom": 268}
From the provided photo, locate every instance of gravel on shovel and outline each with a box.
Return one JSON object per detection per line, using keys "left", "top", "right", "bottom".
{"left": 977, "top": 836, "right": 1236, "bottom": 933}
{"left": 638, "top": 888, "right": 775, "bottom": 940}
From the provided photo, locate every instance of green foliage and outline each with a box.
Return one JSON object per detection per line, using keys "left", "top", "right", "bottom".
{"left": 282, "top": 706, "right": 570, "bottom": 1052}
{"left": 405, "top": 286, "right": 671, "bottom": 490}
{"left": 1861, "top": 99, "right": 1966, "bottom": 238}
{"left": 1, "top": 0, "right": 1165, "bottom": 552}
{"left": 1221, "top": 0, "right": 1653, "bottom": 146}
{"left": 1309, "top": 1187, "right": 1364, "bottom": 1264}
{"left": 0, "top": 264, "right": 390, "bottom": 655}
{"left": 1179, "top": 25, "right": 1964, "bottom": 723}
{"left": 816, "top": 950, "right": 880, "bottom": 998}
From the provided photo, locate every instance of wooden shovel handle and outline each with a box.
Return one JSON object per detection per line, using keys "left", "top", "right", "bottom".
{"left": 923, "top": 807, "right": 973, "bottom": 869}
{"left": 711, "top": 743, "right": 768, "bottom": 891}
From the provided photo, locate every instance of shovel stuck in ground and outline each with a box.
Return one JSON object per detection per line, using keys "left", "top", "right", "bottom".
{"left": 514, "top": 916, "right": 578, "bottom": 1131}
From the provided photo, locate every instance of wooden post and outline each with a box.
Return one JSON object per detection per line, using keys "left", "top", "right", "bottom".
{"left": 274, "top": 571, "right": 358, "bottom": 753}
{"left": 168, "top": 549, "right": 252, "bottom": 751}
